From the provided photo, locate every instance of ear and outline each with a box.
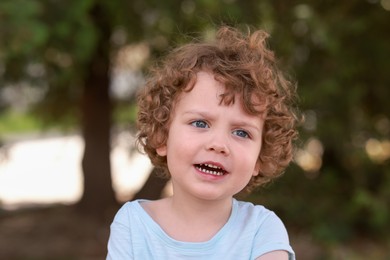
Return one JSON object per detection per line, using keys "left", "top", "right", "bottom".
{"left": 252, "top": 160, "right": 261, "bottom": 176}
{"left": 156, "top": 145, "right": 167, "bottom": 156}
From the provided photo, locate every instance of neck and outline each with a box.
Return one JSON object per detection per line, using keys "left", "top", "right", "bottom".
{"left": 169, "top": 193, "right": 233, "bottom": 227}
{"left": 161, "top": 194, "right": 233, "bottom": 242}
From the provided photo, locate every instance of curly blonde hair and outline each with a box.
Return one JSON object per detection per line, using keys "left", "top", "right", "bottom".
{"left": 136, "top": 26, "right": 298, "bottom": 192}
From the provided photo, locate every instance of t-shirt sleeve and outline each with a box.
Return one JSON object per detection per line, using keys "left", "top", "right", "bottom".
{"left": 106, "top": 203, "right": 134, "bottom": 260}
{"left": 252, "top": 212, "right": 295, "bottom": 260}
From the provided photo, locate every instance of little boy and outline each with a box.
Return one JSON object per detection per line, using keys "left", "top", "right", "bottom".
{"left": 107, "top": 26, "right": 298, "bottom": 259}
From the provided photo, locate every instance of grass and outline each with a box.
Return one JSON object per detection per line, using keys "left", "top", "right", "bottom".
{"left": 0, "top": 110, "right": 45, "bottom": 135}
{"left": 113, "top": 102, "right": 138, "bottom": 126}
{"left": 0, "top": 103, "right": 138, "bottom": 139}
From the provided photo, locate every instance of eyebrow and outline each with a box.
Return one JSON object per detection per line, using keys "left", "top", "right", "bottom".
{"left": 183, "top": 110, "right": 213, "bottom": 120}
{"left": 232, "top": 120, "right": 262, "bottom": 132}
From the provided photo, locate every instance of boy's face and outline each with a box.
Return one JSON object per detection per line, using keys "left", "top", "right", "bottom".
{"left": 156, "top": 71, "right": 264, "bottom": 202}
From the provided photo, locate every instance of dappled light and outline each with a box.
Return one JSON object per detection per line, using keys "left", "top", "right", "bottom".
{"left": 181, "top": 0, "right": 196, "bottom": 15}
{"left": 381, "top": 0, "right": 390, "bottom": 10}
{"left": 365, "top": 138, "right": 390, "bottom": 163}
{"left": 0, "top": 135, "right": 83, "bottom": 208}
{"left": 294, "top": 137, "right": 323, "bottom": 176}
{"left": 0, "top": 133, "right": 153, "bottom": 209}
{"left": 375, "top": 115, "right": 390, "bottom": 135}
{"left": 110, "top": 43, "right": 150, "bottom": 100}
{"left": 302, "top": 110, "right": 317, "bottom": 132}
{"left": 45, "top": 48, "right": 73, "bottom": 68}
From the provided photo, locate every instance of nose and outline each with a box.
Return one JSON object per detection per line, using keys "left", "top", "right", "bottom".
{"left": 206, "top": 132, "right": 230, "bottom": 156}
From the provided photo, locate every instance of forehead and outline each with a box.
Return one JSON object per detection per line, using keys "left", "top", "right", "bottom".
{"left": 175, "top": 71, "right": 266, "bottom": 117}
{"left": 176, "top": 71, "right": 225, "bottom": 105}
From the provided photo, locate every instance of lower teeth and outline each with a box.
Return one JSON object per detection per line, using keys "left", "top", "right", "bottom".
{"left": 197, "top": 166, "right": 223, "bottom": 176}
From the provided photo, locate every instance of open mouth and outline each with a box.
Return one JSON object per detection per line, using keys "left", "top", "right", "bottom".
{"left": 194, "top": 163, "right": 228, "bottom": 176}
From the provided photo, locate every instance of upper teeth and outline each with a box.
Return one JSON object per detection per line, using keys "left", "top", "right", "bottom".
{"left": 204, "top": 164, "right": 221, "bottom": 169}
{"left": 197, "top": 164, "right": 225, "bottom": 176}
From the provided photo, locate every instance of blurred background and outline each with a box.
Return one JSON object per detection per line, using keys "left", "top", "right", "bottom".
{"left": 0, "top": 0, "right": 389, "bottom": 259}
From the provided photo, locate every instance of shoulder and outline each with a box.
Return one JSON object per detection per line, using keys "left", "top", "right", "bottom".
{"left": 139, "top": 197, "right": 169, "bottom": 221}
{"left": 234, "top": 199, "right": 275, "bottom": 221}
{"left": 116, "top": 200, "right": 140, "bottom": 214}
{"left": 111, "top": 200, "right": 145, "bottom": 225}
{"left": 235, "top": 199, "right": 289, "bottom": 236}
{"left": 233, "top": 200, "right": 295, "bottom": 259}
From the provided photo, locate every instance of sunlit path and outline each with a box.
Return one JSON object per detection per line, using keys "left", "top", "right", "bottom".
{"left": 0, "top": 133, "right": 153, "bottom": 209}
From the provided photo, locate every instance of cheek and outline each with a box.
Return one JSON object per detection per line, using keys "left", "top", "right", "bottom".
{"left": 243, "top": 146, "right": 261, "bottom": 177}
{"left": 167, "top": 137, "right": 198, "bottom": 164}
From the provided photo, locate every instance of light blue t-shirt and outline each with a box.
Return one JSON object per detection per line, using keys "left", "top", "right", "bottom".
{"left": 107, "top": 199, "right": 295, "bottom": 260}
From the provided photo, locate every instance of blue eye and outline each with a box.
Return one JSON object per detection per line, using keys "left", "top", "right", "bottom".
{"left": 232, "top": 129, "right": 250, "bottom": 138}
{"left": 191, "top": 120, "right": 209, "bottom": 128}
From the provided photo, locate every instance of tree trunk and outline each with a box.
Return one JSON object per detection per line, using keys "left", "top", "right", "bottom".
{"left": 77, "top": 4, "right": 117, "bottom": 217}
{"left": 132, "top": 168, "right": 169, "bottom": 200}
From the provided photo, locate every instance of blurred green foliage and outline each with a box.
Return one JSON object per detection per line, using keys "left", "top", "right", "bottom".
{"left": 0, "top": 110, "right": 44, "bottom": 134}
{"left": 1, "top": 0, "right": 389, "bottom": 249}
